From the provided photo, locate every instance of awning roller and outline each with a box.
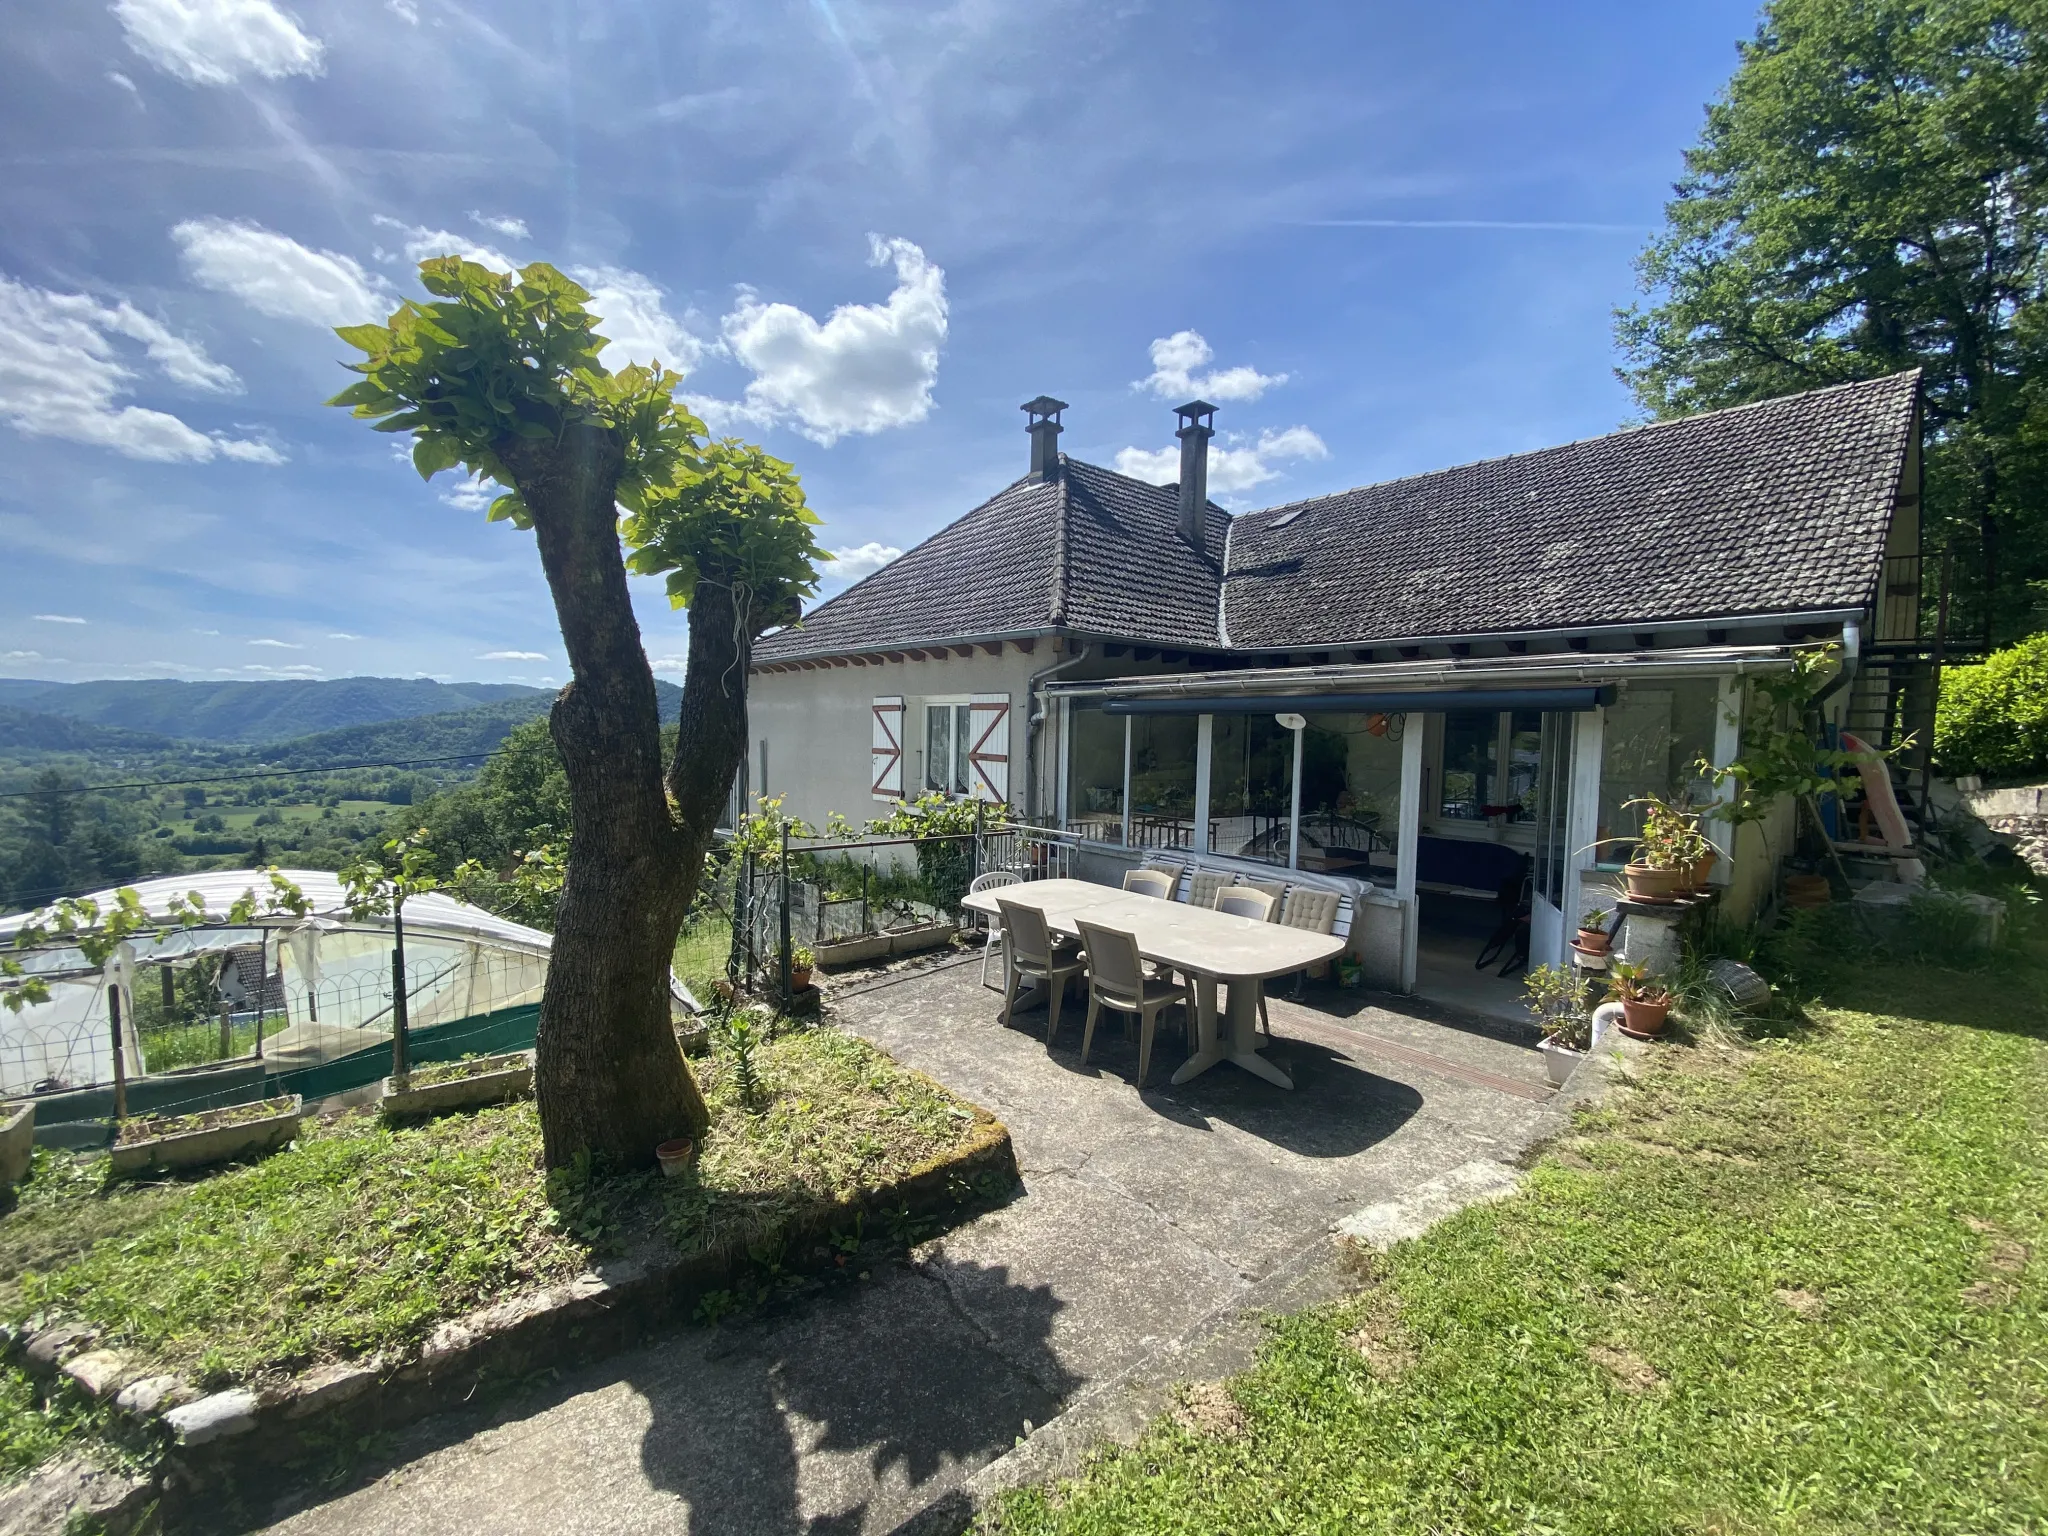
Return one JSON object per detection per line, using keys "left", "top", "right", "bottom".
{"left": 1099, "top": 686, "right": 1616, "bottom": 716}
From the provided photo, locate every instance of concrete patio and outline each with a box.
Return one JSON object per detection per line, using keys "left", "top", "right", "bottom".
{"left": 255, "top": 956, "right": 1561, "bottom": 1536}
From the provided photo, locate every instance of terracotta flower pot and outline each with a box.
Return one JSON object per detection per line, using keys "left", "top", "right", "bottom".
{"left": 791, "top": 966, "right": 813, "bottom": 991}
{"left": 1623, "top": 863, "right": 1684, "bottom": 903}
{"left": 1619, "top": 997, "right": 1671, "bottom": 1038}
{"left": 1575, "top": 928, "right": 1611, "bottom": 953}
{"left": 655, "top": 1137, "right": 697, "bottom": 1178}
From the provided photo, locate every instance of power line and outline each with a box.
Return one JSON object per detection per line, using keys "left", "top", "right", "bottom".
{"left": 0, "top": 750, "right": 507, "bottom": 801}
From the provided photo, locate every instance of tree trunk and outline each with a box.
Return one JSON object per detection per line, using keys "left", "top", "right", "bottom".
{"left": 663, "top": 573, "right": 768, "bottom": 914}
{"left": 500, "top": 425, "right": 709, "bottom": 1169}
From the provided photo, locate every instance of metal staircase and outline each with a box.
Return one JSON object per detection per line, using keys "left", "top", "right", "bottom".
{"left": 1840, "top": 553, "right": 1971, "bottom": 840}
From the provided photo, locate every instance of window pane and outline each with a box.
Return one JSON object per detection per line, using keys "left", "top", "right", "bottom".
{"left": 926, "top": 704, "right": 951, "bottom": 793}
{"left": 1208, "top": 713, "right": 1294, "bottom": 862}
{"left": 1068, "top": 704, "right": 1126, "bottom": 839}
{"left": 1301, "top": 712, "right": 1401, "bottom": 877}
{"left": 955, "top": 703, "right": 972, "bottom": 794}
{"left": 1596, "top": 680, "right": 1720, "bottom": 860}
{"left": 1504, "top": 710, "right": 1543, "bottom": 821}
{"left": 1439, "top": 710, "right": 1496, "bottom": 820}
{"left": 1128, "top": 715, "right": 1199, "bottom": 850}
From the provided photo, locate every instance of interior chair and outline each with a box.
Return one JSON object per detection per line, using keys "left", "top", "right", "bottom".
{"left": 1279, "top": 886, "right": 1343, "bottom": 1014}
{"left": 1076, "top": 919, "right": 1189, "bottom": 1088}
{"left": 1212, "top": 886, "right": 1278, "bottom": 1037}
{"left": 1122, "top": 868, "right": 1175, "bottom": 900}
{"left": 1474, "top": 855, "right": 1534, "bottom": 977}
{"left": 996, "top": 897, "right": 1087, "bottom": 1047}
{"left": 968, "top": 870, "right": 1022, "bottom": 989}
{"left": 1186, "top": 870, "right": 1231, "bottom": 909}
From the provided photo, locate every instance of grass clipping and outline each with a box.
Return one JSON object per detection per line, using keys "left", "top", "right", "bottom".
{"left": 4, "top": 1027, "right": 981, "bottom": 1388}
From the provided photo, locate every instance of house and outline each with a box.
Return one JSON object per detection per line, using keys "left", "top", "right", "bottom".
{"left": 747, "top": 374, "right": 1928, "bottom": 1002}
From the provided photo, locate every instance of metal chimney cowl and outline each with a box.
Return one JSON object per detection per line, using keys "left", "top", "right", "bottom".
{"left": 1175, "top": 400, "right": 1217, "bottom": 554}
{"left": 1022, "top": 395, "right": 1068, "bottom": 482}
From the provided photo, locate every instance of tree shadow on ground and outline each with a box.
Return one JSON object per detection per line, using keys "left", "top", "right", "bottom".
{"left": 628, "top": 1255, "right": 1079, "bottom": 1536}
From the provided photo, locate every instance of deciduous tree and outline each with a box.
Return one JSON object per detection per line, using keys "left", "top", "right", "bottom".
{"left": 331, "top": 258, "right": 826, "bottom": 1168}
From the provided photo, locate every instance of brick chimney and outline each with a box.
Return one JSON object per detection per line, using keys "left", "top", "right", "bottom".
{"left": 1021, "top": 396, "right": 1067, "bottom": 482}
{"left": 1175, "top": 399, "right": 1217, "bottom": 554}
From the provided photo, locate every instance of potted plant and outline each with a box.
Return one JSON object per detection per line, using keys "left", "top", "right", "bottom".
{"left": 1607, "top": 960, "right": 1673, "bottom": 1038}
{"left": 1574, "top": 906, "right": 1613, "bottom": 954}
{"left": 1524, "top": 964, "right": 1593, "bottom": 1086}
{"left": 790, "top": 945, "right": 815, "bottom": 992}
{"left": 1621, "top": 796, "right": 1705, "bottom": 902}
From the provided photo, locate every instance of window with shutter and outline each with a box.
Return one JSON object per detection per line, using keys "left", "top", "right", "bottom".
{"left": 968, "top": 693, "right": 1011, "bottom": 803}
{"left": 871, "top": 696, "right": 904, "bottom": 801}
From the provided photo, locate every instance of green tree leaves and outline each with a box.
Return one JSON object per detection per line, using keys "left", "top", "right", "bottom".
{"left": 1617, "top": 0, "right": 2048, "bottom": 642}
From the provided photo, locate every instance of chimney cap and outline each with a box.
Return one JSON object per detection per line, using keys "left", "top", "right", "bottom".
{"left": 1021, "top": 395, "right": 1069, "bottom": 422}
{"left": 1173, "top": 399, "right": 1218, "bottom": 429}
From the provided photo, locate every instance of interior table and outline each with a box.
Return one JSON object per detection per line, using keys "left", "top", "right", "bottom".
{"left": 961, "top": 878, "right": 1344, "bottom": 1089}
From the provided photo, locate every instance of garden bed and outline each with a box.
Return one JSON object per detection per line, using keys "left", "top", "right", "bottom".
{"left": 0, "top": 1026, "right": 1013, "bottom": 1512}
{"left": 380, "top": 1053, "right": 532, "bottom": 1119}
{"left": 107, "top": 1096, "right": 302, "bottom": 1179}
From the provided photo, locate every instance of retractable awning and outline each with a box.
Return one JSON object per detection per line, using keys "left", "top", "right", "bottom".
{"left": 1100, "top": 686, "right": 1616, "bottom": 716}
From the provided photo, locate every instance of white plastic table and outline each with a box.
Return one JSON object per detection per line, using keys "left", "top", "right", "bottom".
{"left": 961, "top": 878, "right": 1344, "bottom": 1089}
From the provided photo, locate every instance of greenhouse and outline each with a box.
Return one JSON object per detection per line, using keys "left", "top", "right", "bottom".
{"left": 0, "top": 869, "right": 697, "bottom": 1116}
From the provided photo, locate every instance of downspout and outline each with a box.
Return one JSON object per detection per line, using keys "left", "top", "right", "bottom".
{"left": 1807, "top": 615, "right": 1861, "bottom": 710}
{"left": 1024, "top": 641, "right": 1092, "bottom": 822}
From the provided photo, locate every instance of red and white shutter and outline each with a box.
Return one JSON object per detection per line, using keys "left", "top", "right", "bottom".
{"left": 871, "top": 696, "right": 905, "bottom": 802}
{"left": 967, "top": 693, "right": 1011, "bottom": 803}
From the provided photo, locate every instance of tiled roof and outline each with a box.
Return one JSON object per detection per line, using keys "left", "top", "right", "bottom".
{"left": 755, "top": 371, "right": 1920, "bottom": 661}
{"left": 1223, "top": 371, "right": 1921, "bottom": 647}
{"left": 753, "top": 458, "right": 1228, "bottom": 661}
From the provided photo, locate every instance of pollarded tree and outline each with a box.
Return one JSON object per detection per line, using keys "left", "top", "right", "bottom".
{"left": 331, "top": 258, "right": 827, "bottom": 1168}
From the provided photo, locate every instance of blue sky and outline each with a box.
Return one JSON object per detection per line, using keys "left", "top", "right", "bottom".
{"left": 0, "top": 0, "right": 1759, "bottom": 688}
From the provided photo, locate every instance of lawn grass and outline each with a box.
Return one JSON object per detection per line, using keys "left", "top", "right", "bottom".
{"left": 994, "top": 871, "right": 2048, "bottom": 1536}
{"left": 1, "top": 1024, "right": 984, "bottom": 1413}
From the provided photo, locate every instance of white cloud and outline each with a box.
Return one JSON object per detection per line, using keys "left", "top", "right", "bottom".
{"left": 175, "top": 218, "right": 391, "bottom": 329}
{"left": 374, "top": 217, "right": 516, "bottom": 273}
{"left": 1115, "top": 425, "right": 1328, "bottom": 499}
{"left": 327, "top": 631, "right": 361, "bottom": 640}
{"left": 440, "top": 478, "right": 498, "bottom": 513}
{"left": 114, "top": 0, "right": 324, "bottom": 87}
{"left": 470, "top": 211, "right": 528, "bottom": 240}
{"left": 3, "top": 651, "right": 43, "bottom": 660}
{"left": 248, "top": 637, "right": 301, "bottom": 648}
{"left": 0, "top": 276, "right": 274, "bottom": 463}
{"left": 32, "top": 614, "right": 87, "bottom": 624}
{"left": 571, "top": 266, "right": 703, "bottom": 375}
{"left": 191, "top": 627, "right": 219, "bottom": 634}
{"left": 220, "top": 662, "right": 323, "bottom": 677}
{"left": 387, "top": 0, "right": 418, "bottom": 21}
{"left": 1135, "top": 330, "right": 1286, "bottom": 404}
{"left": 827, "top": 542, "right": 901, "bottom": 583}
{"left": 649, "top": 656, "right": 688, "bottom": 674}
{"left": 108, "top": 71, "right": 140, "bottom": 94}
{"left": 712, "top": 235, "right": 946, "bottom": 445}
{"left": 479, "top": 650, "right": 546, "bottom": 661}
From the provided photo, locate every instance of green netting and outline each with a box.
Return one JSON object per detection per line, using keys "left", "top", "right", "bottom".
{"left": 261, "top": 1003, "right": 541, "bottom": 1104}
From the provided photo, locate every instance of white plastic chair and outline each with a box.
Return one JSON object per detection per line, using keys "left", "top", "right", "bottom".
{"left": 1076, "top": 919, "right": 1188, "bottom": 1088}
{"left": 1186, "top": 870, "right": 1231, "bottom": 908}
{"left": 1122, "top": 868, "right": 1175, "bottom": 900}
{"left": 1213, "top": 886, "right": 1277, "bottom": 1036}
{"left": 969, "top": 870, "right": 1022, "bottom": 989}
{"left": 1240, "top": 878, "right": 1288, "bottom": 919}
{"left": 997, "top": 897, "right": 1087, "bottom": 1048}
{"left": 1279, "top": 886, "right": 1343, "bottom": 1019}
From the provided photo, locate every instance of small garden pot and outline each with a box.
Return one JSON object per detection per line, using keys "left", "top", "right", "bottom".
{"left": 1619, "top": 997, "right": 1671, "bottom": 1038}
{"left": 655, "top": 1137, "right": 697, "bottom": 1178}
{"left": 1569, "top": 943, "right": 1611, "bottom": 971}
{"left": 790, "top": 966, "right": 814, "bottom": 991}
{"left": 0, "top": 1101, "right": 33, "bottom": 1189}
{"left": 1623, "top": 863, "right": 1684, "bottom": 903}
{"left": 1575, "top": 927, "right": 1612, "bottom": 953}
{"left": 1537, "top": 1039, "right": 1584, "bottom": 1087}
{"left": 1687, "top": 848, "right": 1719, "bottom": 891}
{"left": 109, "top": 1095, "right": 302, "bottom": 1177}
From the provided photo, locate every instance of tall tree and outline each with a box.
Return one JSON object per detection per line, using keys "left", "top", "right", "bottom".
{"left": 332, "top": 259, "right": 826, "bottom": 1168}
{"left": 1617, "top": 0, "right": 2048, "bottom": 646}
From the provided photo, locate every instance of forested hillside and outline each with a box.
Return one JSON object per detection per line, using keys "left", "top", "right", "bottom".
{"left": 0, "top": 676, "right": 550, "bottom": 744}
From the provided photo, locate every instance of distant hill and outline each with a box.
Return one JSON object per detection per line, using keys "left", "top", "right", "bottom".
{"left": 0, "top": 677, "right": 552, "bottom": 745}
{"left": 249, "top": 680, "right": 685, "bottom": 769}
{"left": 0, "top": 706, "right": 182, "bottom": 755}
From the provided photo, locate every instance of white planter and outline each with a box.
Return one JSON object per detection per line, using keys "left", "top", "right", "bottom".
{"left": 0, "top": 1101, "right": 32, "bottom": 1188}
{"left": 1538, "top": 1039, "right": 1584, "bottom": 1088}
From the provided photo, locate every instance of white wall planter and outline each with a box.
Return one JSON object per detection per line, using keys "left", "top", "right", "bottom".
{"left": 888, "top": 922, "right": 958, "bottom": 956}
{"left": 379, "top": 1054, "right": 532, "bottom": 1119}
{"left": 109, "top": 1096, "right": 302, "bottom": 1178}
{"left": 0, "top": 1101, "right": 33, "bottom": 1188}
{"left": 814, "top": 934, "right": 892, "bottom": 968}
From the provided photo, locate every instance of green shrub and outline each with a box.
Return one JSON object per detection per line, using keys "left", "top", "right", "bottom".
{"left": 1934, "top": 634, "right": 2048, "bottom": 778}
